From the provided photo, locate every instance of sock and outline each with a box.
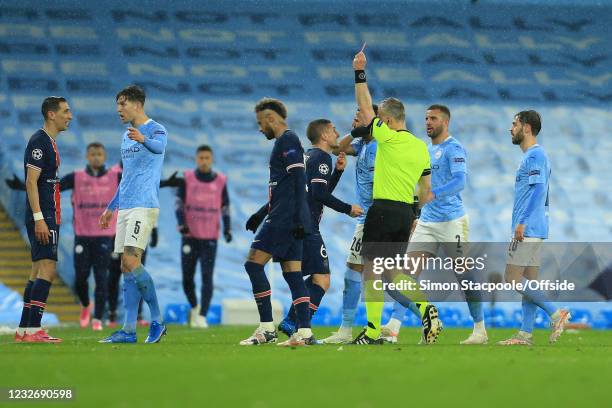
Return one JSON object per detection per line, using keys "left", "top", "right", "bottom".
{"left": 305, "top": 276, "right": 326, "bottom": 318}
{"left": 341, "top": 268, "right": 361, "bottom": 329}
{"left": 282, "top": 272, "right": 310, "bottom": 329}
{"left": 386, "top": 317, "right": 402, "bottom": 334}
{"left": 520, "top": 297, "right": 537, "bottom": 334}
{"left": 122, "top": 272, "right": 141, "bottom": 333}
{"left": 519, "top": 277, "right": 556, "bottom": 316}
{"left": 459, "top": 273, "right": 485, "bottom": 325}
{"left": 18, "top": 280, "right": 34, "bottom": 330}
{"left": 474, "top": 320, "right": 486, "bottom": 334}
{"left": 467, "top": 301, "right": 484, "bottom": 326}
{"left": 385, "top": 274, "right": 428, "bottom": 318}
{"left": 245, "top": 261, "right": 272, "bottom": 322}
{"left": 132, "top": 265, "right": 162, "bottom": 322}
{"left": 28, "top": 278, "right": 52, "bottom": 329}
{"left": 364, "top": 301, "right": 384, "bottom": 339}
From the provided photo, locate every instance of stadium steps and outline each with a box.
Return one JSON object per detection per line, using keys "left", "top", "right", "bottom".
{"left": 0, "top": 204, "right": 81, "bottom": 323}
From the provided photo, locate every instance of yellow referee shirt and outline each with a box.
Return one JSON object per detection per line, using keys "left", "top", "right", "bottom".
{"left": 370, "top": 117, "right": 430, "bottom": 204}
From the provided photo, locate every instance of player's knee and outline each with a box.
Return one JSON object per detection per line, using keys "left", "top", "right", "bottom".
{"left": 346, "top": 262, "right": 362, "bottom": 273}
{"left": 313, "top": 274, "right": 330, "bottom": 291}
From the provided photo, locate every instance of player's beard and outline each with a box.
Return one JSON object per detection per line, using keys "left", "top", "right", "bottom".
{"left": 262, "top": 127, "right": 275, "bottom": 140}
{"left": 512, "top": 129, "right": 524, "bottom": 145}
{"left": 427, "top": 124, "right": 443, "bottom": 139}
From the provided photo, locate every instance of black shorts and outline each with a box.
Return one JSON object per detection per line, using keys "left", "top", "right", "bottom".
{"left": 362, "top": 199, "right": 414, "bottom": 260}
{"left": 26, "top": 211, "right": 60, "bottom": 262}
{"left": 302, "top": 233, "right": 329, "bottom": 276}
{"left": 251, "top": 221, "right": 303, "bottom": 262}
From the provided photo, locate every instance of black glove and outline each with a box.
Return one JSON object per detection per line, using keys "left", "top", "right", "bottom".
{"left": 246, "top": 213, "right": 265, "bottom": 233}
{"left": 223, "top": 230, "right": 232, "bottom": 243}
{"left": 5, "top": 173, "right": 26, "bottom": 191}
{"left": 350, "top": 126, "right": 370, "bottom": 139}
{"left": 150, "top": 227, "right": 158, "bottom": 247}
{"left": 178, "top": 225, "right": 190, "bottom": 235}
{"left": 291, "top": 224, "right": 305, "bottom": 240}
{"left": 160, "top": 171, "right": 180, "bottom": 188}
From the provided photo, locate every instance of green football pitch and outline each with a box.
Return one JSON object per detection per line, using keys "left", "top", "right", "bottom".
{"left": 1, "top": 326, "right": 610, "bottom": 408}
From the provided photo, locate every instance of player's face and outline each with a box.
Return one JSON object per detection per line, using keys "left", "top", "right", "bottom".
{"left": 86, "top": 147, "right": 106, "bottom": 169}
{"left": 196, "top": 151, "right": 213, "bottom": 172}
{"left": 50, "top": 101, "right": 72, "bottom": 131}
{"left": 117, "top": 96, "right": 138, "bottom": 124}
{"left": 324, "top": 124, "right": 340, "bottom": 149}
{"left": 425, "top": 109, "right": 446, "bottom": 139}
{"left": 256, "top": 110, "right": 275, "bottom": 140}
{"left": 510, "top": 116, "right": 524, "bottom": 145}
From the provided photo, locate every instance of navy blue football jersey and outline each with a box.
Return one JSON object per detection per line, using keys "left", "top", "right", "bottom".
{"left": 266, "top": 130, "right": 311, "bottom": 232}
{"left": 24, "top": 129, "right": 61, "bottom": 224}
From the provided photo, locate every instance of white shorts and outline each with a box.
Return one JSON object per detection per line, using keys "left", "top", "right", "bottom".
{"left": 407, "top": 215, "right": 469, "bottom": 258}
{"left": 114, "top": 207, "right": 159, "bottom": 254}
{"left": 346, "top": 223, "right": 365, "bottom": 265}
{"left": 506, "top": 237, "right": 543, "bottom": 267}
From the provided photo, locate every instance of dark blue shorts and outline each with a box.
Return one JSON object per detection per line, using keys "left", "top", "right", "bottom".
{"left": 251, "top": 221, "right": 303, "bottom": 262}
{"left": 302, "top": 233, "right": 329, "bottom": 276}
{"left": 26, "top": 212, "right": 60, "bottom": 262}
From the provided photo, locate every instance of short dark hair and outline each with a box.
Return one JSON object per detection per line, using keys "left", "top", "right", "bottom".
{"left": 516, "top": 110, "right": 542, "bottom": 136}
{"left": 306, "top": 119, "right": 332, "bottom": 144}
{"left": 196, "top": 145, "right": 213, "bottom": 154}
{"left": 41, "top": 96, "right": 67, "bottom": 120}
{"left": 427, "top": 104, "right": 451, "bottom": 120}
{"left": 254, "top": 97, "right": 287, "bottom": 119}
{"left": 116, "top": 85, "right": 146, "bottom": 106}
{"left": 372, "top": 104, "right": 379, "bottom": 116}
{"left": 86, "top": 142, "right": 105, "bottom": 151}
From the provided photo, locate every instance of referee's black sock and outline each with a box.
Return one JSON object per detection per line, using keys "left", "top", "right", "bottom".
{"left": 245, "top": 261, "right": 273, "bottom": 323}
{"left": 282, "top": 272, "right": 310, "bottom": 329}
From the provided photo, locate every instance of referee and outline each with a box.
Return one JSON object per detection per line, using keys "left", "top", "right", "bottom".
{"left": 350, "top": 46, "right": 442, "bottom": 345}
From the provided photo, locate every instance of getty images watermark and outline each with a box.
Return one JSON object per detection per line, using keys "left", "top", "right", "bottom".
{"left": 370, "top": 253, "right": 576, "bottom": 293}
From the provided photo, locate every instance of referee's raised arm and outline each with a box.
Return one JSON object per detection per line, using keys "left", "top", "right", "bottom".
{"left": 352, "top": 45, "right": 375, "bottom": 125}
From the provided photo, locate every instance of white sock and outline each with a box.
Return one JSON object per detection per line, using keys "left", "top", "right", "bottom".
{"left": 26, "top": 327, "right": 41, "bottom": 335}
{"left": 473, "top": 320, "right": 486, "bottom": 334}
{"left": 259, "top": 322, "right": 275, "bottom": 332}
{"left": 518, "top": 330, "right": 532, "bottom": 338}
{"left": 386, "top": 318, "right": 402, "bottom": 334}
{"left": 338, "top": 326, "right": 352, "bottom": 335}
{"left": 297, "top": 328, "right": 313, "bottom": 338}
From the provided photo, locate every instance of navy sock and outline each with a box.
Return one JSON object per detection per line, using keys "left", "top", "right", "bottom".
{"left": 132, "top": 266, "right": 162, "bottom": 322}
{"left": 245, "top": 262, "right": 272, "bottom": 322}
{"left": 28, "top": 278, "right": 52, "bottom": 328}
{"left": 19, "top": 280, "right": 34, "bottom": 328}
{"left": 282, "top": 272, "right": 310, "bottom": 329}
{"left": 305, "top": 276, "right": 326, "bottom": 317}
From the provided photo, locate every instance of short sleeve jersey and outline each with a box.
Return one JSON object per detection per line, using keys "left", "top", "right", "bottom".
{"left": 24, "top": 129, "right": 61, "bottom": 224}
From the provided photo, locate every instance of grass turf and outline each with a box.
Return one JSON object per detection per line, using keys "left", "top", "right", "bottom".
{"left": 1, "top": 325, "right": 610, "bottom": 408}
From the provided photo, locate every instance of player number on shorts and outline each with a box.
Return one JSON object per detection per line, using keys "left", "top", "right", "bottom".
{"left": 455, "top": 234, "right": 462, "bottom": 249}
{"left": 131, "top": 221, "right": 141, "bottom": 240}
{"left": 350, "top": 236, "right": 362, "bottom": 253}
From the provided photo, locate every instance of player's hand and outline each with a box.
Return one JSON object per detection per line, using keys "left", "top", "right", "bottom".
{"left": 410, "top": 219, "right": 418, "bottom": 235}
{"left": 514, "top": 224, "right": 525, "bottom": 242}
{"left": 5, "top": 173, "right": 26, "bottom": 190}
{"left": 352, "top": 43, "right": 367, "bottom": 70}
{"left": 335, "top": 152, "right": 347, "bottom": 171}
{"left": 349, "top": 204, "right": 364, "bottom": 218}
{"left": 246, "top": 213, "right": 264, "bottom": 233}
{"left": 224, "top": 230, "right": 233, "bottom": 243}
{"left": 160, "top": 171, "right": 180, "bottom": 188}
{"left": 424, "top": 190, "right": 435, "bottom": 205}
{"left": 291, "top": 224, "right": 305, "bottom": 240}
{"left": 34, "top": 219, "right": 51, "bottom": 245}
{"left": 127, "top": 127, "right": 145, "bottom": 143}
{"left": 150, "top": 227, "right": 158, "bottom": 247}
{"left": 99, "top": 209, "right": 113, "bottom": 229}
{"left": 178, "top": 225, "right": 190, "bottom": 235}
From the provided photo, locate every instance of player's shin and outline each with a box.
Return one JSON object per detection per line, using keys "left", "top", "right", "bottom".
{"left": 18, "top": 280, "right": 34, "bottom": 333}
{"left": 305, "top": 275, "right": 326, "bottom": 317}
{"left": 132, "top": 265, "right": 162, "bottom": 323}
{"left": 122, "top": 272, "right": 141, "bottom": 333}
{"left": 282, "top": 271, "right": 311, "bottom": 335}
{"left": 245, "top": 261, "right": 273, "bottom": 327}
{"left": 520, "top": 297, "right": 537, "bottom": 337}
{"left": 518, "top": 277, "right": 556, "bottom": 317}
{"left": 341, "top": 268, "right": 361, "bottom": 329}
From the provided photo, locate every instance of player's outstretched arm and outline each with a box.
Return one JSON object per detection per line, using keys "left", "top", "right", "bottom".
{"left": 332, "top": 135, "right": 357, "bottom": 156}
{"left": 59, "top": 172, "right": 75, "bottom": 192}
{"left": 353, "top": 45, "right": 375, "bottom": 125}
{"left": 160, "top": 171, "right": 183, "bottom": 188}
{"left": 4, "top": 173, "right": 26, "bottom": 191}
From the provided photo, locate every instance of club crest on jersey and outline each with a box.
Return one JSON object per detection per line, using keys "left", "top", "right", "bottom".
{"left": 434, "top": 149, "right": 442, "bottom": 159}
{"left": 319, "top": 163, "right": 330, "bottom": 175}
{"left": 32, "top": 149, "right": 43, "bottom": 160}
